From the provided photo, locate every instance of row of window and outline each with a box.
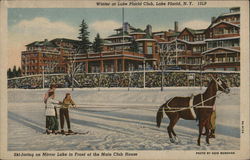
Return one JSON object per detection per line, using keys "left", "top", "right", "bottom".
{"left": 207, "top": 39, "right": 239, "bottom": 48}
{"left": 27, "top": 47, "right": 57, "bottom": 52}
{"left": 194, "top": 34, "right": 205, "bottom": 41}
{"left": 55, "top": 42, "right": 74, "bottom": 48}
{"left": 193, "top": 46, "right": 206, "bottom": 52}
{"left": 216, "top": 16, "right": 240, "bottom": 23}
{"left": 22, "top": 66, "right": 65, "bottom": 71}
{"left": 213, "top": 27, "right": 239, "bottom": 35}
{"left": 22, "top": 59, "right": 61, "bottom": 64}
{"left": 176, "top": 57, "right": 201, "bottom": 65}
{"left": 110, "top": 38, "right": 131, "bottom": 44}
{"left": 108, "top": 45, "right": 131, "bottom": 51}
{"left": 22, "top": 53, "right": 61, "bottom": 59}
{"left": 182, "top": 35, "right": 190, "bottom": 41}
{"left": 206, "top": 56, "right": 239, "bottom": 63}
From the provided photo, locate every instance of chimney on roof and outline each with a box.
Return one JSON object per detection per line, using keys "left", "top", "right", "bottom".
{"left": 146, "top": 24, "right": 152, "bottom": 37}
{"left": 174, "top": 21, "right": 178, "bottom": 32}
{"left": 123, "top": 22, "right": 130, "bottom": 33}
{"left": 211, "top": 17, "right": 216, "bottom": 23}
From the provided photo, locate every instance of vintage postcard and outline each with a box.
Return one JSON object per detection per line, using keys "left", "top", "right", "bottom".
{"left": 0, "top": 0, "right": 249, "bottom": 159}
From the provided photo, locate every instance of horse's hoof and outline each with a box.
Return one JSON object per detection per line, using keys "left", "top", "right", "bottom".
{"left": 174, "top": 141, "right": 180, "bottom": 145}
{"left": 170, "top": 138, "right": 175, "bottom": 143}
{"left": 197, "top": 140, "right": 200, "bottom": 146}
{"left": 174, "top": 136, "right": 181, "bottom": 144}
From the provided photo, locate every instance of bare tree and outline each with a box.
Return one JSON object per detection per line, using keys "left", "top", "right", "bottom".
{"left": 159, "top": 41, "right": 177, "bottom": 91}
{"left": 66, "top": 46, "right": 84, "bottom": 90}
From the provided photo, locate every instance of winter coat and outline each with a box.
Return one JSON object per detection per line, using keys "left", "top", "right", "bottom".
{"left": 45, "top": 97, "right": 59, "bottom": 116}
{"left": 62, "top": 99, "right": 76, "bottom": 108}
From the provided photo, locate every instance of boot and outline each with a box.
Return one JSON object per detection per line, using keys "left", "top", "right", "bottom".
{"left": 60, "top": 130, "right": 65, "bottom": 134}
{"left": 68, "top": 129, "right": 73, "bottom": 134}
{"left": 209, "top": 129, "right": 215, "bottom": 138}
{"left": 46, "top": 129, "right": 51, "bottom": 135}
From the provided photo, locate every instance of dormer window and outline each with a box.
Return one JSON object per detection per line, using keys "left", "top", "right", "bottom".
{"left": 183, "top": 35, "right": 189, "bottom": 41}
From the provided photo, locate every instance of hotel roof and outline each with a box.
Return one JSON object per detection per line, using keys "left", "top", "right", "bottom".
{"left": 202, "top": 47, "right": 240, "bottom": 55}
{"left": 26, "top": 40, "right": 57, "bottom": 47}
{"left": 185, "top": 28, "right": 205, "bottom": 35}
{"left": 210, "top": 21, "right": 240, "bottom": 29}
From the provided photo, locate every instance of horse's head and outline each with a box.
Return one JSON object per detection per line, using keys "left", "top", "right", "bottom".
{"left": 214, "top": 78, "right": 230, "bottom": 94}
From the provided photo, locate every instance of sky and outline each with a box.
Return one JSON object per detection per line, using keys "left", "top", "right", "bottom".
{"left": 8, "top": 8, "right": 229, "bottom": 68}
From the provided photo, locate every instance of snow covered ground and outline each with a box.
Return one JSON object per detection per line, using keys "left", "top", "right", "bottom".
{"left": 8, "top": 87, "right": 240, "bottom": 151}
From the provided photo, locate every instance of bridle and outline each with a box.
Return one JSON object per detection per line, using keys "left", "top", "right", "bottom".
{"left": 211, "top": 76, "right": 230, "bottom": 93}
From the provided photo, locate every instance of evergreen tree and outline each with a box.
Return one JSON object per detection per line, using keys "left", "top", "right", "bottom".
{"left": 130, "top": 39, "right": 139, "bottom": 53}
{"left": 92, "top": 33, "right": 103, "bottom": 53}
{"left": 17, "top": 67, "right": 22, "bottom": 77}
{"left": 13, "top": 66, "right": 17, "bottom": 77}
{"left": 78, "top": 19, "right": 90, "bottom": 53}
{"left": 7, "top": 68, "right": 12, "bottom": 78}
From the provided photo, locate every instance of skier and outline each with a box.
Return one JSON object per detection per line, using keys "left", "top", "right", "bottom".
{"left": 44, "top": 84, "right": 57, "bottom": 133}
{"left": 45, "top": 91, "right": 62, "bottom": 134}
{"left": 60, "top": 93, "right": 76, "bottom": 134}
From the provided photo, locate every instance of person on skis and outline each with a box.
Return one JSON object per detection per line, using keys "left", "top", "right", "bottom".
{"left": 45, "top": 91, "right": 62, "bottom": 134}
{"left": 60, "top": 93, "right": 76, "bottom": 134}
{"left": 44, "top": 84, "right": 58, "bottom": 133}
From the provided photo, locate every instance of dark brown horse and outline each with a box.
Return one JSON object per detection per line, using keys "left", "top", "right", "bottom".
{"left": 156, "top": 76, "right": 230, "bottom": 146}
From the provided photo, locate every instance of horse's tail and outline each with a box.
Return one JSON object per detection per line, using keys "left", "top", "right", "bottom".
{"left": 156, "top": 104, "right": 165, "bottom": 128}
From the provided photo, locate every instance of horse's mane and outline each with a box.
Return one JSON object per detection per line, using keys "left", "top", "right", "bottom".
{"left": 207, "top": 78, "right": 216, "bottom": 88}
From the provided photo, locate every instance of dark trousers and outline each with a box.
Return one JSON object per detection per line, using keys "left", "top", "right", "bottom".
{"left": 59, "top": 108, "right": 71, "bottom": 130}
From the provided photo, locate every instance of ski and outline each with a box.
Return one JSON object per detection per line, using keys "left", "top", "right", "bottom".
{"left": 64, "top": 131, "right": 89, "bottom": 136}
{"left": 42, "top": 131, "right": 89, "bottom": 135}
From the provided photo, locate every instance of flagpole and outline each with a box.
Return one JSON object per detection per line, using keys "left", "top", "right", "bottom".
{"left": 122, "top": 8, "right": 124, "bottom": 52}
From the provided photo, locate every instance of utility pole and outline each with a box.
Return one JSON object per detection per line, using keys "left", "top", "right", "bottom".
{"left": 25, "top": 57, "right": 27, "bottom": 76}
{"left": 42, "top": 66, "right": 45, "bottom": 89}
{"left": 143, "top": 59, "right": 146, "bottom": 88}
{"left": 175, "top": 39, "right": 178, "bottom": 66}
{"left": 122, "top": 8, "right": 124, "bottom": 53}
{"left": 98, "top": 72, "right": 101, "bottom": 91}
{"left": 200, "top": 57, "right": 203, "bottom": 90}
{"left": 160, "top": 44, "right": 167, "bottom": 91}
{"left": 128, "top": 71, "right": 131, "bottom": 91}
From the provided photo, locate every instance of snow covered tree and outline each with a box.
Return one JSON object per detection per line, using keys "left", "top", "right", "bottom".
{"left": 92, "top": 33, "right": 103, "bottom": 53}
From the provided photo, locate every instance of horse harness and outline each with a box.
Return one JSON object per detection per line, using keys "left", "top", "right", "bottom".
{"left": 163, "top": 76, "right": 229, "bottom": 115}
{"left": 164, "top": 94, "right": 216, "bottom": 117}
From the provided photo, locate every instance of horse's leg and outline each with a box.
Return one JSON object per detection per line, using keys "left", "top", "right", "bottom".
{"left": 171, "top": 116, "right": 180, "bottom": 143}
{"left": 205, "top": 121, "right": 210, "bottom": 144}
{"left": 167, "top": 114, "right": 176, "bottom": 143}
{"left": 197, "top": 120, "right": 203, "bottom": 146}
{"left": 167, "top": 124, "right": 174, "bottom": 143}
